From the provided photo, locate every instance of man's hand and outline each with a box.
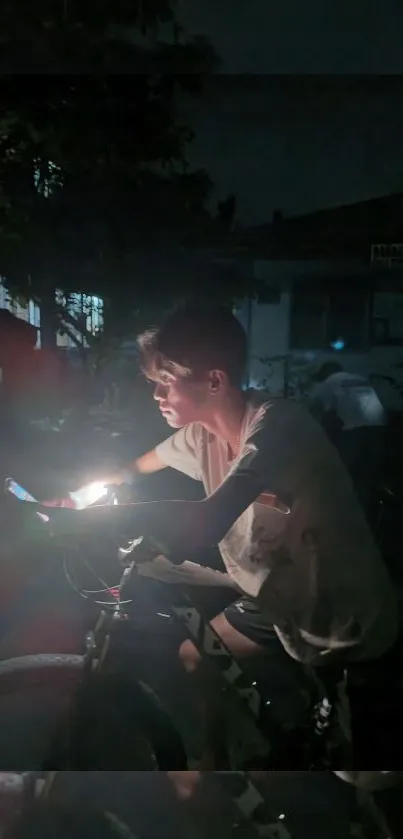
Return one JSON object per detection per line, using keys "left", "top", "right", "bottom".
{"left": 38, "top": 504, "right": 121, "bottom": 540}
{"left": 41, "top": 503, "right": 147, "bottom": 546}
{"left": 94, "top": 469, "right": 130, "bottom": 487}
{"left": 41, "top": 497, "right": 209, "bottom": 563}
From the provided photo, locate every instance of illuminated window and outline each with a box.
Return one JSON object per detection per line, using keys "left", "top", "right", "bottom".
{"left": 56, "top": 290, "right": 104, "bottom": 348}
{"left": 33, "top": 159, "right": 63, "bottom": 198}
{"left": 0, "top": 277, "right": 41, "bottom": 347}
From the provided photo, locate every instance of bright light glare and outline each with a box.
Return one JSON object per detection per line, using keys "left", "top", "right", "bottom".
{"left": 278, "top": 814, "right": 285, "bottom": 820}
{"left": 86, "top": 482, "right": 108, "bottom": 504}
{"left": 70, "top": 481, "right": 108, "bottom": 509}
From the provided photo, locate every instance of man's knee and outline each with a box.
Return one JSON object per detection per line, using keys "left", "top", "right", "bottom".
{"left": 178, "top": 612, "right": 263, "bottom": 675}
{"left": 179, "top": 638, "right": 202, "bottom": 674}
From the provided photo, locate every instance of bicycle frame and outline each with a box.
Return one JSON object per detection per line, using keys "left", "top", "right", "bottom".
{"left": 4, "top": 478, "right": 339, "bottom": 769}
{"left": 74, "top": 558, "right": 337, "bottom": 769}
{"left": 79, "top": 565, "right": 271, "bottom": 767}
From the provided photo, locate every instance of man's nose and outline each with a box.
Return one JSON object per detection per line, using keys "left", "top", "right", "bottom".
{"left": 154, "top": 383, "right": 166, "bottom": 401}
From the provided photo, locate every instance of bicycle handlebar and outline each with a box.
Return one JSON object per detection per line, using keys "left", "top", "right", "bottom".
{"left": 4, "top": 478, "right": 132, "bottom": 536}
{"left": 4, "top": 478, "right": 174, "bottom": 566}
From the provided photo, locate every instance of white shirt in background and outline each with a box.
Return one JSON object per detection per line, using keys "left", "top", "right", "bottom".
{"left": 309, "top": 371, "right": 387, "bottom": 431}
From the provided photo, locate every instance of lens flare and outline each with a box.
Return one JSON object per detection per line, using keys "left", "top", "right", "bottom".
{"left": 69, "top": 481, "right": 108, "bottom": 510}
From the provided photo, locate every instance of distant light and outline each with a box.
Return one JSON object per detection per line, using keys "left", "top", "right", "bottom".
{"left": 330, "top": 337, "right": 345, "bottom": 351}
{"left": 278, "top": 814, "right": 285, "bottom": 820}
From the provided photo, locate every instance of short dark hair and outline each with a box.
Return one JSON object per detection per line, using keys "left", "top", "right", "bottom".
{"left": 311, "top": 361, "right": 343, "bottom": 382}
{"left": 137, "top": 302, "right": 248, "bottom": 386}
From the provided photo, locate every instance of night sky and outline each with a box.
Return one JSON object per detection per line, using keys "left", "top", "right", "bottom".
{"left": 170, "top": 2, "right": 403, "bottom": 224}
{"left": 179, "top": 0, "right": 403, "bottom": 73}
{"left": 178, "top": 76, "right": 403, "bottom": 224}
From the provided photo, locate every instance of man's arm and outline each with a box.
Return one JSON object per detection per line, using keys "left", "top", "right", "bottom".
{"left": 71, "top": 417, "right": 274, "bottom": 555}
{"left": 105, "top": 448, "right": 168, "bottom": 485}
{"left": 128, "top": 448, "right": 168, "bottom": 478}
{"left": 107, "top": 424, "right": 202, "bottom": 485}
{"left": 64, "top": 404, "right": 303, "bottom": 557}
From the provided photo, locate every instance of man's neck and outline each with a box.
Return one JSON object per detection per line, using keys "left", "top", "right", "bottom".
{"left": 201, "top": 389, "right": 247, "bottom": 453}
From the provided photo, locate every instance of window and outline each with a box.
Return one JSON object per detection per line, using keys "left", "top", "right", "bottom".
{"left": 290, "top": 284, "right": 369, "bottom": 350}
{"left": 290, "top": 289, "right": 325, "bottom": 349}
{"left": 0, "top": 278, "right": 41, "bottom": 346}
{"left": 33, "top": 159, "right": 63, "bottom": 198}
{"left": 256, "top": 285, "right": 281, "bottom": 305}
{"left": 56, "top": 290, "right": 104, "bottom": 348}
{"left": 371, "top": 292, "right": 403, "bottom": 345}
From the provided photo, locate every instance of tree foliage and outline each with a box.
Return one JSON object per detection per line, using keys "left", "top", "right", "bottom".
{"left": 0, "top": 72, "right": 231, "bottom": 335}
{"left": 0, "top": 2, "right": 259, "bottom": 349}
{"left": 0, "top": 0, "right": 219, "bottom": 74}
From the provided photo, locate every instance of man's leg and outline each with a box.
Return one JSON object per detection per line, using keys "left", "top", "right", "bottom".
{"left": 178, "top": 613, "right": 264, "bottom": 768}
{"left": 178, "top": 601, "right": 311, "bottom": 768}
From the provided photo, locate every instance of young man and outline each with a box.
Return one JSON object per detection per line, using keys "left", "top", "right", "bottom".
{"left": 59, "top": 304, "right": 398, "bottom": 762}
{"left": 306, "top": 361, "right": 387, "bottom": 523}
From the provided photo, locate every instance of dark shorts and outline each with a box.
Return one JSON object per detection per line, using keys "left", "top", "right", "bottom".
{"left": 170, "top": 585, "right": 280, "bottom": 651}
{"left": 224, "top": 595, "right": 279, "bottom": 647}
{"left": 223, "top": 596, "right": 313, "bottom": 727}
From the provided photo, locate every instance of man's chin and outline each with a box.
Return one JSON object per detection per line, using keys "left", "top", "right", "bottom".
{"left": 163, "top": 414, "right": 184, "bottom": 428}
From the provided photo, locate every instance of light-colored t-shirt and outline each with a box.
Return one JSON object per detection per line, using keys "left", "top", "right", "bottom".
{"left": 309, "top": 371, "right": 387, "bottom": 430}
{"left": 156, "top": 391, "right": 398, "bottom": 664}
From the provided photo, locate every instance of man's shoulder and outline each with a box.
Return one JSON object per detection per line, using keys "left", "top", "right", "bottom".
{"left": 245, "top": 390, "right": 305, "bottom": 418}
{"left": 244, "top": 391, "right": 308, "bottom": 435}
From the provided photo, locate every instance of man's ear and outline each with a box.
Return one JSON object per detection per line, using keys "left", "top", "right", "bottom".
{"left": 209, "top": 370, "right": 226, "bottom": 394}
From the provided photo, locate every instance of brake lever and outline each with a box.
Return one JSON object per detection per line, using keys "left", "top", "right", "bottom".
{"left": 118, "top": 535, "right": 163, "bottom": 568}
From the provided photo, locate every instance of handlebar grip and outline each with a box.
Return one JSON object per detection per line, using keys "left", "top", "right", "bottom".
{"left": 127, "top": 535, "right": 187, "bottom": 567}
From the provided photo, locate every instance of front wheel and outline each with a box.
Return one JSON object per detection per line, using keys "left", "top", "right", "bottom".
{"left": 0, "top": 654, "right": 188, "bottom": 770}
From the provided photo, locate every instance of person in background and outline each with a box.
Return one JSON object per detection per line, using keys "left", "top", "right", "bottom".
{"left": 306, "top": 361, "right": 387, "bottom": 525}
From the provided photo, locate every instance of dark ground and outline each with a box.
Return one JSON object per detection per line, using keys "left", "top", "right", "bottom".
{"left": 0, "top": 770, "right": 391, "bottom": 839}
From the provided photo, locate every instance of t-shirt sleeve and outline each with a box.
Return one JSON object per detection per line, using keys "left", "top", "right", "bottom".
{"left": 204, "top": 401, "right": 307, "bottom": 541}
{"left": 230, "top": 400, "right": 301, "bottom": 491}
{"left": 155, "top": 424, "right": 202, "bottom": 481}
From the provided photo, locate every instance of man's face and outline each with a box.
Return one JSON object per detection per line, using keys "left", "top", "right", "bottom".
{"left": 152, "top": 370, "right": 210, "bottom": 428}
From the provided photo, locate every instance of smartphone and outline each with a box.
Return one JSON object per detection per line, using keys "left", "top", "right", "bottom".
{"left": 4, "top": 478, "right": 49, "bottom": 522}
{"left": 4, "top": 478, "right": 38, "bottom": 503}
